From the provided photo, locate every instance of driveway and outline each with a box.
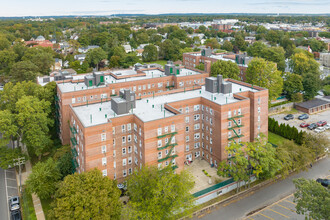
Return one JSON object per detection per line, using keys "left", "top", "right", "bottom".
{"left": 0, "top": 168, "right": 19, "bottom": 220}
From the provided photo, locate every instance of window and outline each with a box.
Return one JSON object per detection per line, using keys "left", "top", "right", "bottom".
{"left": 72, "top": 98, "right": 76, "bottom": 104}
{"left": 186, "top": 126, "right": 189, "bottom": 132}
{"left": 127, "top": 135, "right": 131, "bottom": 143}
{"left": 77, "top": 97, "right": 81, "bottom": 102}
{"left": 90, "top": 95, "right": 93, "bottom": 100}
{"left": 186, "top": 107, "right": 189, "bottom": 113}
{"left": 194, "top": 142, "right": 200, "bottom": 149}
{"left": 158, "top": 163, "right": 162, "bottom": 169}
{"left": 258, "top": 97, "right": 261, "bottom": 104}
{"left": 128, "top": 168, "right": 132, "bottom": 175}
{"left": 194, "top": 114, "right": 200, "bottom": 121}
{"left": 113, "top": 150, "right": 116, "bottom": 157}
{"left": 128, "top": 157, "right": 132, "bottom": 164}
{"left": 194, "top": 105, "right": 200, "bottom": 111}
{"left": 165, "top": 161, "right": 169, "bottom": 166}
{"left": 122, "top": 136, "right": 126, "bottom": 144}
{"left": 228, "top": 121, "right": 232, "bottom": 128}
{"left": 210, "top": 108, "right": 213, "bottom": 115}
{"left": 171, "top": 136, "right": 175, "bottom": 143}
{"left": 113, "top": 161, "right": 116, "bottom": 168}
{"left": 258, "top": 107, "right": 261, "bottom": 114}
{"left": 171, "top": 125, "right": 175, "bottom": 132}
{"left": 258, "top": 116, "right": 260, "bottom": 122}
{"left": 157, "top": 140, "right": 162, "bottom": 147}
{"left": 123, "top": 170, "right": 127, "bottom": 177}
{"left": 127, "top": 123, "right": 131, "bottom": 131}
{"left": 165, "top": 138, "right": 168, "bottom": 144}
{"left": 238, "top": 119, "right": 241, "bottom": 125}
{"left": 228, "top": 132, "right": 232, "bottom": 138}
{"left": 128, "top": 146, "right": 132, "bottom": 153}
{"left": 122, "top": 148, "right": 126, "bottom": 155}
{"left": 186, "top": 145, "right": 189, "bottom": 151}
{"left": 164, "top": 126, "right": 168, "bottom": 133}
{"left": 83, "top": 96, "right": 86, "bottom": 102}
{"left": 258, "top": 125, "right": 261, "bottom": 130}
{"left": 113, "top": 127, "right": 115, "bottom": 134}
{"left": 238, "top": 129, "right": 241, "bottom": 135}
{"left": 123, "top": 159, "right": 127, "bottom": 166}
{"left": 186, "top": 136, "right": 189, "bottom": 142}
{"left": 122, "top": 125, "right": 126, "bottom": 133}
{"left": 165, "top": 149, "right": 168, "bottom": 155}
{"left": 101, "top": 145, "right": 106, "bottom": 153}
{"left": 157, "top": 128, "right": 162, "bottom": 136}
{"left": 158, "top": 152, "right": 162, "bottom": 159}
{"left": 194, "top": 133, "right": 200, "bottom": 140}
{"left": 210, "top": 138, "right": 213, "bottom": 144}
{"left": 210, "top": 128, "right": 213, "bottom": 135}
{"left": 101, "top": 157, "right": 107, "bottom": 166}
{"left": 134, "top": 145, "right": 137, "bottom": 154}
{"left": 210, "top": 118, "right": 213, "bottom": 125}
{"left": 134, "top": 123, "right": 137, "bottom": 131}
{"left": 135, "top": 157, "right": 138, "bottom": 165}
{"left": 228, "top": 111, "right": 232, "bottom": 118}
{"left": 194, "top": 123, "right": 200, "bottom": 130}
{"left": 206, "top": 107, "right": 209, "bottom": 112}
{"left": 185, "top": 116, "right": 190, "bottom": 123}
{"left": 238, "top": 108, "right": 241, "bottom": 115}
{"left": 101, "top": 133, "right": 106, "bottom": 141}
{"left": 102, "top": 169, "right": 107, "bottom": 176}
{"left": 210, "top": 147, "right": 213, "bottom": 154}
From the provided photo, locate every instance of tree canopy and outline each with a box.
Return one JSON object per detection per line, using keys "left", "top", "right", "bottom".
{"left": 49, "top": 169, "right": 122, "bottom": 220}
{"left": 210, "top": 60, "right": 240, "bottom": 80}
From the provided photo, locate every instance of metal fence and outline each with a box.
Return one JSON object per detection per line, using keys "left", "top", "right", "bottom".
{"left": 192, "top": 178, "right": 234, "bottom": 198}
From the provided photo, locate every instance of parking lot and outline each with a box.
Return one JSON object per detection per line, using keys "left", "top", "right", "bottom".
{"left": 245, "top": 194, "right": 305, "bottom": 220}
{"left": 270, "top": 109, "right": 330, "bottom": 135}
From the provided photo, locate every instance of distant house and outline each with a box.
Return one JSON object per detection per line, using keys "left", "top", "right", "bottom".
{"left": 245, "top": 36, "right": 256, "bottom": 44}
{"left": 223, "top": 37, "right": 234, "bottom": 42}
{"left": 50, "top": 38, "right": 57, "bottom": 44}
{"left": 78, "top": 45, "right": 100, "bottom": 54}
{"left": 51, "top": 58, "right": 62, "bottom": 71}
{"left": 123, "top": 44, "right": 132, "bottom": 53}
{"left": 136, "top": 49, "right": 144, "bottom": 57}
{"left": 24, "top": 35, "right": 59, "bottom": 49}
{"left": 70, "top": 34, "right": 79, "bottom": 40}
{"left": 74, "top": 54, "right": 87, "bottom": 64}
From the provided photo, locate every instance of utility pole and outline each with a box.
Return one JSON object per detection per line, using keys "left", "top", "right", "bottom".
{"left": 13, "top": 157, "right": 25, "bottom": 194}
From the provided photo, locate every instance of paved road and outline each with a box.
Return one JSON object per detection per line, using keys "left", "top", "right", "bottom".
{"left": 0, "top": 168, "right": 19, "bottom": 220}
{"left": 200, "top": 157, "right": 330, "bottom": 220}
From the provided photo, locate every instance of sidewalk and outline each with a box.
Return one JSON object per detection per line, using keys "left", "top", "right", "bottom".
{"left": 18, "top": 160, "right": 46, "bottom": 220}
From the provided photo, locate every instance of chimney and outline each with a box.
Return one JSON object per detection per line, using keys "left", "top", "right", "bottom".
{"left": 204, "top": 60, "right": 211, "bottom": 73}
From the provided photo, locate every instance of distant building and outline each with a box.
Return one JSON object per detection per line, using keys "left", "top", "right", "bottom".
{"left": 51, "top": 58, "right": 62, "bottom": 71}
{"left": 320, "top": 53, "right": 330, "bottom": 67}
{"left": 123, "top": 44, "right": 132, "bottom": 53}
{"left": 24, "top": 35, "right": 59, "bottom": 49}
{"left": 78, "top": 45, "right": 100, "bottom": 54}
{"left": 74, "top": 54, "right": 87, "bottom": 64}
{"left": 295, "top": 97, "right": 330, "bottom": 114}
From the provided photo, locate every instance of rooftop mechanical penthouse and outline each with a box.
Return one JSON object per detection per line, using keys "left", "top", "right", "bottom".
{"left": 50, "top": 63, "right": 209, "bottom": 145}
{"left": 68, "top": 75, "right": 268, "bottom": 182}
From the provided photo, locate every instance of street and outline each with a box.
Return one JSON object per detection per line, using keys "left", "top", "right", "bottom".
{"left": 0, "top": 168, "right": 19, "bottom": 220}
{"left": 199, "top": 157, "right": 330, "bottom": 220}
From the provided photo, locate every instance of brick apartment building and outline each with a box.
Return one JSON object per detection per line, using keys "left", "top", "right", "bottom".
{"left": 183, "top": 48, "right": 253, "bottom": 81}
{"left": 68, "top": 73, "right": 268, "bottom": 183}
{"left": 42, "top": 63, "right": 209, "bottom": 145}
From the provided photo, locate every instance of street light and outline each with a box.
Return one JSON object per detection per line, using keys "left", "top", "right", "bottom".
{"left": 13, "top": 157, "right": 25, "bottom": 194}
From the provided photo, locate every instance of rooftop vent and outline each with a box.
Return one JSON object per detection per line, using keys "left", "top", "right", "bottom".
{"left": 205, "top": 75, "right": 232, "bottom": 94}
{"left": 111, "top": 89, "right": 136, "bottom": 115}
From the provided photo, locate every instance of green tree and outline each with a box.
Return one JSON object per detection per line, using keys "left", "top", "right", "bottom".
{"left": 309, "top": 39, "right": 326, "bottom": 52}
{"left": 222, "top": 40, "right": 233, "bottom": 52}
{"left": 86, "top": 47, "right": 107, "bottom": 70}
{"left": 246, "top": 137, "right": 282, "bottom": 181}
{"left": 246, "top": 58, "right": 283, "bottom": 100}
{"left": 323, "top": 85, "right": 330, "bottom": 96}
{"left": 205, "top": 38, "right": 220, "bottom": 49}
{"left": 0, "top": 146, "right": 27, "bottom": 169}
{"left": 293, "top": 178, "right": 330, "bottom": 220}
{"left": 0, "top": 110, "right": 18, "bottom": 145}
{"left": 142, "top": 44, "right": 158, "bottom": 62}
{"left": 125, "top": 165, "right": 194, "bottom": 220}
{"left": 26, "top": 158, "right": 61, "bottom": 199}
{"left": 283, "top": 73, "right": 303, "bottom": 100}
{"left": 9, "top": 61, "right": 40, "bottom": 83}
{"left": 262, "top": 47, "right": 286, "bottom": 71}
{"left": 22, "top": 47, "right": 55, "bottom": 75}
{"left": 218, "top": 143, "right": 249, "bottom": 193}
{"left": 247, "top": 41, "right": 267, "bottom": 57}
{"left": 210, "top": 60, "right": 240, "bottom": 80}
{"left": 0, "top": 37, "right": 11, "bottom": 50}
{"left": 302, "top": 72, "right": 321, "bottom": 100}
{"left": 49, "top": 169, "right": 122, "bottom": 220}
{"left": 109, "top": 56, "right": 120, "bottom": 68}
{"left": 233, "top": 34, "right": 247, "bottom": 51}
{"left": 0, "top": 49, "right": 17, "bottom": 74}
{"left": 290, "top": 52, "right": 319, "bottom": 75}
{"left": 159, "top": 39, "right": 181, "bottom": 61}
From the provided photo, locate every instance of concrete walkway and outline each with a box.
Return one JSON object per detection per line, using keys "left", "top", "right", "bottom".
{"left": 18, "top": 160, "right": 46, "bottom": 220}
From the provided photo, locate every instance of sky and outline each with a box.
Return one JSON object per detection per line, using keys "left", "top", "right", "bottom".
{"left": 0, "top": 0, "right": 329, "bottom": 17}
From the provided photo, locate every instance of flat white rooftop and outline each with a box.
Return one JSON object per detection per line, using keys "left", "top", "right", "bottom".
{"left": 72, "top": 83, "right": 258, "bottom": 127}
{"left": 56, "top": 68, "right": 202, "bottom": 93}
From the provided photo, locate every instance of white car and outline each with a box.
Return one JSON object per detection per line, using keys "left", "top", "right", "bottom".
{"left": 323, "top": 124, "right": 330, "bottom": 130}
{"left": 314, "top": 127, "right": 326, "bottom": 133}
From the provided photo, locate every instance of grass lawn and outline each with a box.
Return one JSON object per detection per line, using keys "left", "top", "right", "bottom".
{"left": 21, "top": 187, "right": 37, "bottom": 220}
{"left": 40, "top": 197, "right": 52, "bottom": 219}
{"left": 142, "top": 60, "right": 168, "bottom": 67}
{"left": 268, "top": 132, "right": 292, "bottom": 146}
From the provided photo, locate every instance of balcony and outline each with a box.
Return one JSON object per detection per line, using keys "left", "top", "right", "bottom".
{"left": 70, "top": 126, "right": 77, "bottom": 134}
{"left": 70, "top": 137, "right": 77, "bottom": 146}
{"left": 71, "top": 148, "right": 78, "bottom": 157}
{"left": 157, "top": 131, "right": 178, "bottom": 139}
{"left": 158, "top": 154, "right": 178, "bottom": 163}
{"left": 228, "top": 114, "right": 243, "bottom": 120}
{"left": 72, "top": 158, "right": 79, "bottom": 169}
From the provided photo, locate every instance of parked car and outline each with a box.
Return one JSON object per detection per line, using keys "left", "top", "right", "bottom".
{"left": 9, "top": 196, "right": 20, "bottom": 211}
{"left": 324, "top": 124, "right": 330, "bottom": 130}
{"left": 298, "top": 114, "right": 309, "bottom": 120}
{"left": 300, "top": 122, "right": 310, "bottom": 128}
{"left": 10, "top": 209, "right": 21, "bottom": 220}
{"left": 307, "top": 123, "right": 318, "bottom": 130}
{"left": 316, "top": 178, "right": 330, "bottom": 187}
{"left": 284, "top": 114, "right": 294, "bottom": 120}
{"left": 317, "top": 120, "right": 327, "bottom": 127}
{"left": 314, "top": 127, "right": 326, "bottom": 133}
